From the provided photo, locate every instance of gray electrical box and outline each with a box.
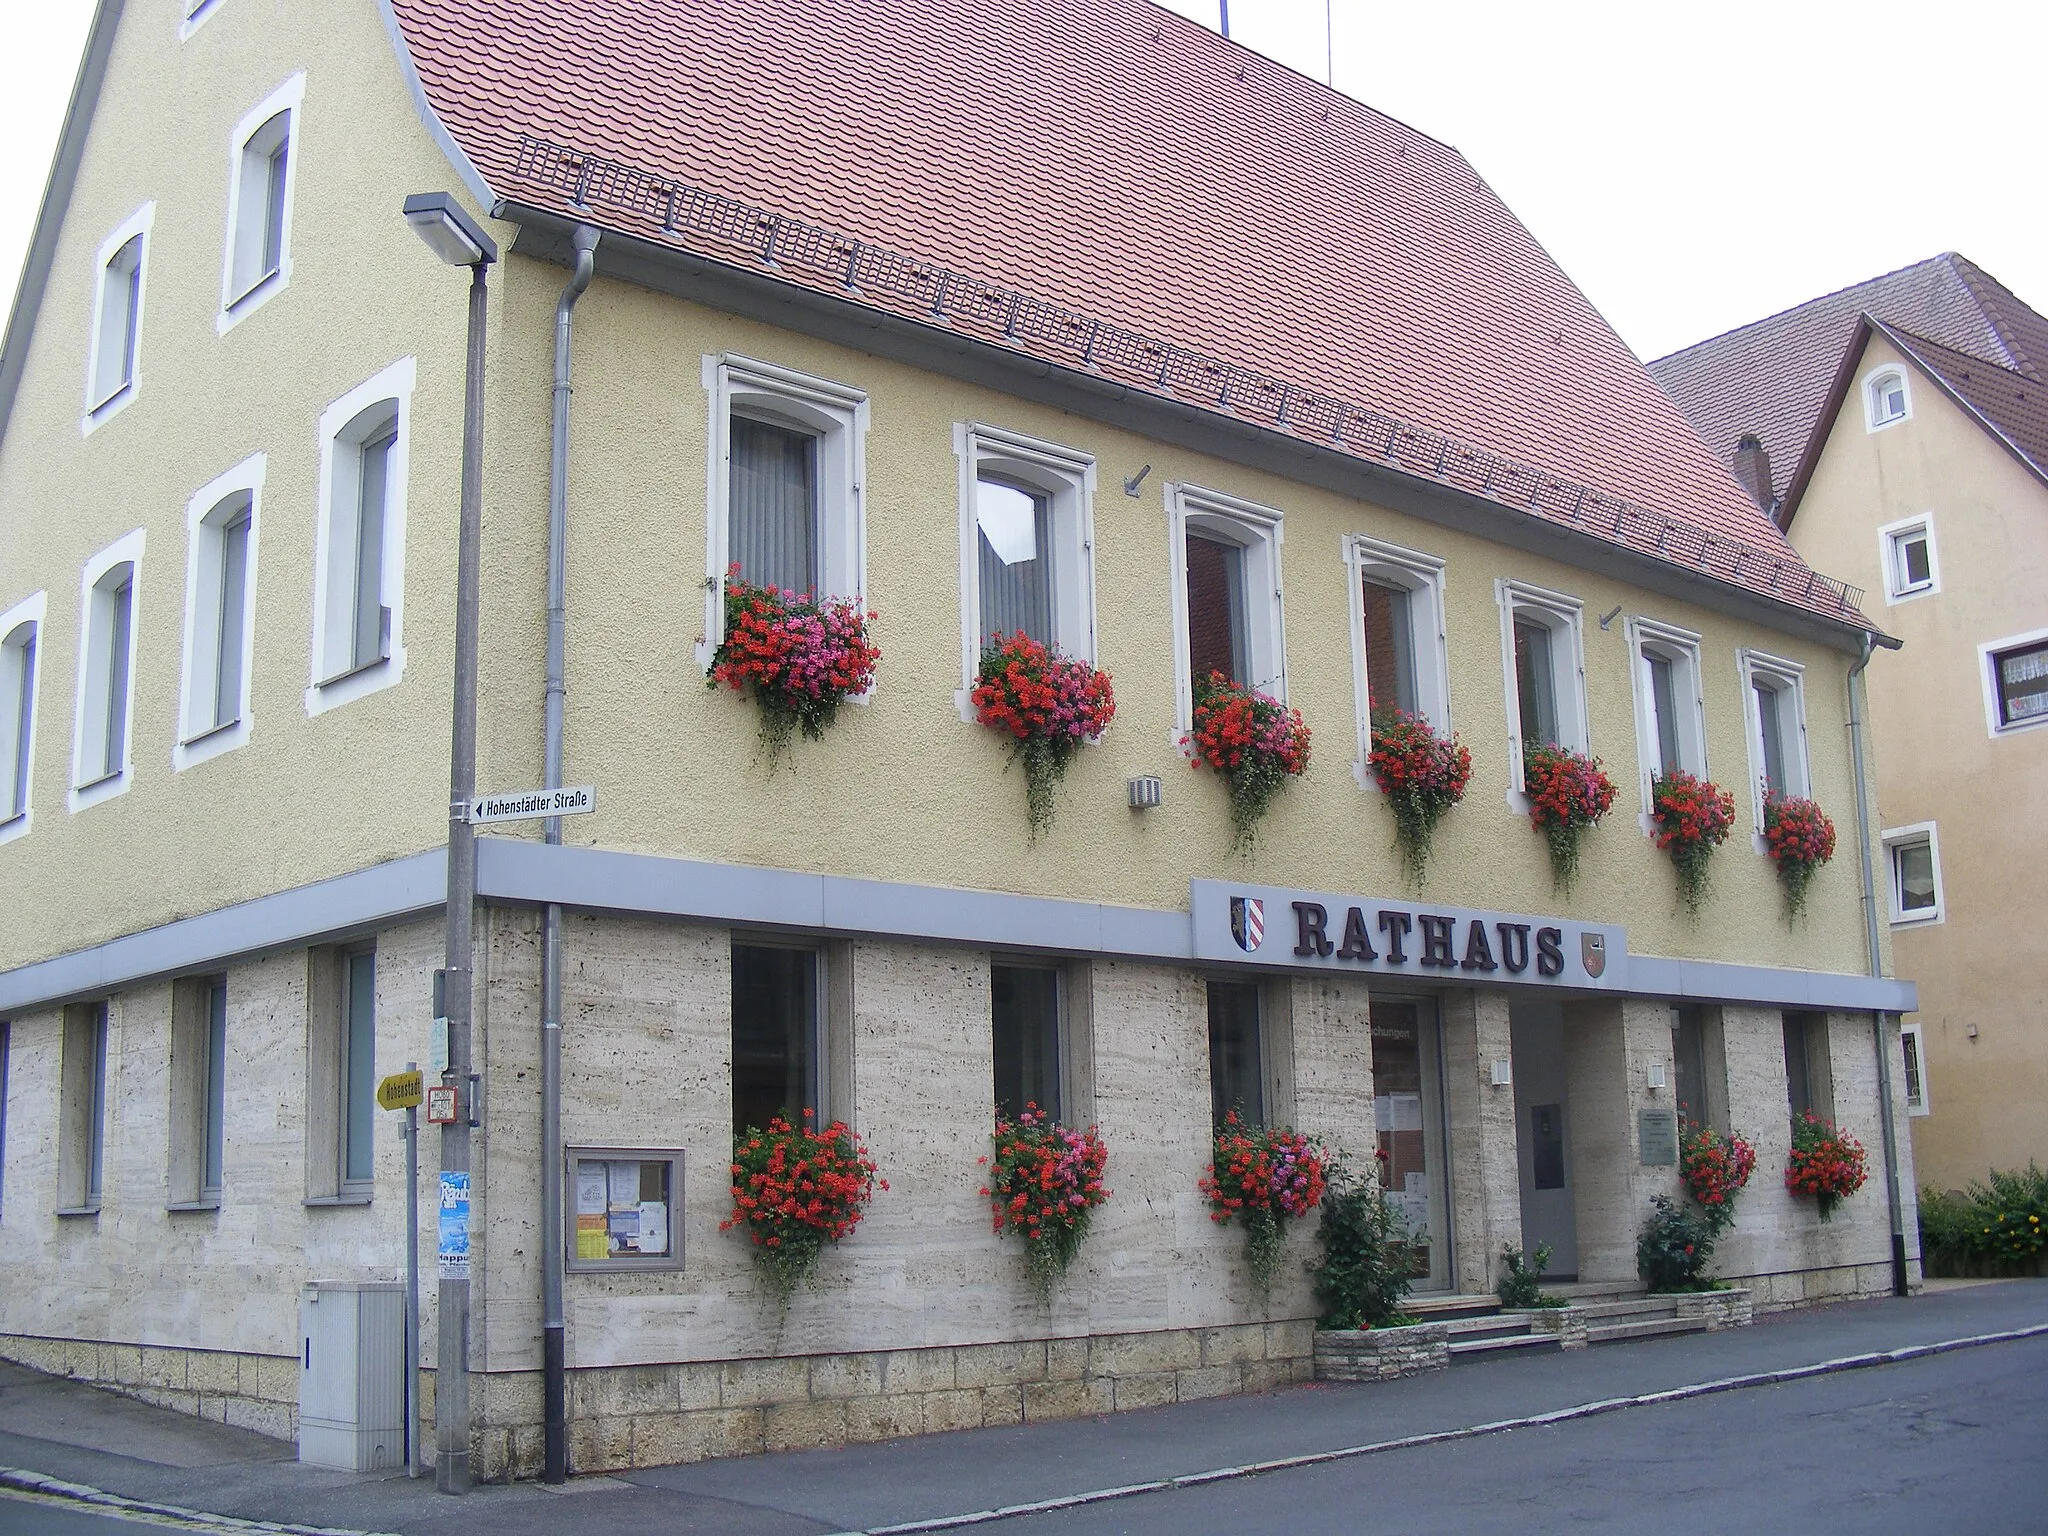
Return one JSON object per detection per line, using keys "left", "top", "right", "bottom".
{"left": 298, "top": 1281, "right": 405, "bottom": 1471}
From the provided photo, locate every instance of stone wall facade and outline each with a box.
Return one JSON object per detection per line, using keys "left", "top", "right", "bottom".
{"left": 1311, "top": 1322, "right": 1448, "bottom": 1383}
{"left": 473, "top": 1319, "right": 1313, "bottom": 1479}
{"left": 0, "top": 910, "right": 1920, "bottom": 1479}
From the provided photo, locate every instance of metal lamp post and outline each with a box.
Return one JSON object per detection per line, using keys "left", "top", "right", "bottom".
{"left": 403, "top": 190, "right": 497, "bottom": 1496}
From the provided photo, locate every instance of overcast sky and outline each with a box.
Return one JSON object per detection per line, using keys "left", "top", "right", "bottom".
{"left": 4, "top": 1, "right": 2044, "bottom": 363}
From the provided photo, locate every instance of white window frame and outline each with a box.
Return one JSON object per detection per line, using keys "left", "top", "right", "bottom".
{"left": 1738, "top": 648, "right": 1811, "bottom": 850}
{"left": 0, "top": 591, "right": 47, "bottom": 845}
{"left": 1167, "top": 483, "right": 1287, "bottom": 741}
{"left": 218, "top": 73, "right": 305, "bottom": 331}
{"left": 180, "top": 0, "right": 224, "bottom": 40}
{"left": 1898, "top": 1021, "right": 1930, "bottom": 1116}
{"left": 82, "top": 202, "right": 154, "bottom": 432}
{"left": 1979, "top": 626, "right": 2048, "bottom": 738}
{"left": 71, "top": 530, "right": 146, "bottom": 814}
{"left": 1625, "top": 615, "right": 1708, "bottom": 830}
{"left": 697, "top": 353, "right": 868, "bottom": 670}
{"left": 175, "top": 454, "right": 264, "bottom": 770}
{"left": 1862, "top": 366, "right": 1911, "bottom": 432}
{"left": 307, "top": 358, "right": 413, "bottom": 716}
{"left": 952, "top": 423, "right": 1097, "bottom": 718}
{"left": 1496, "top": 578, "right": 1588, "bottom": 797}
{"left": 1344, "top": 533, "right": 1450, "bottom": 781}
{"left": 1877, "top": 513, "right": 1939, "bottom": 604}
{"left": 1880, "top": 821, "right": 1943, "bottom": 927}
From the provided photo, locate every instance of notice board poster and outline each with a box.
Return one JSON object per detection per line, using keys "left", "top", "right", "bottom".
{"left": 568, "top": 1150, "right": 680, "bottom": 1269}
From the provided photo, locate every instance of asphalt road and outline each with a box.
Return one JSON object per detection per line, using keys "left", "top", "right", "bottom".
{"left": 973, "top": 1334, "right": 2048, "bottom": 1536}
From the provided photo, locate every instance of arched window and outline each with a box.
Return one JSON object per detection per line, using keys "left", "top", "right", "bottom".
{"left": 1864, "top": 368, "right": 1910, "bottom": 430}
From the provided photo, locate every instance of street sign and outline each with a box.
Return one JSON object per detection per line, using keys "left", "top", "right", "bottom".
{"left": 377, "top": 1069, "right": 424, "bottom": 1111}
{"left": 426, "top": 1085, "right": 459, "bottom": 1125}
{"left": 467, "top": 785, "right": 596, "bottom": 826}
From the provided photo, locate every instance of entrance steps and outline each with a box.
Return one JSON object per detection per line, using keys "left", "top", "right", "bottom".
{"left": 1405, "top": 1295, "right": 1562, "bottom": 1361}
{"left": 1575, "top": 1295, "right": 1711, "bottom": 1345}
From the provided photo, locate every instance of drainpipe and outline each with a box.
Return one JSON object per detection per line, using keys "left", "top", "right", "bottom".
{"left": 541, "top": 223, "right": 599, "bottom": 1484}
{"left": 1847, "top": 627, "right": 1908, "bottom": 1297}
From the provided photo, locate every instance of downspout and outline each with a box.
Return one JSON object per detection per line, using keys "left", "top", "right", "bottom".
{"left": 1847, "top": 627, "right": 1909, "bottom": 1297}
{"left": 541, "top": 223, "right": 599, "bottom": 1484}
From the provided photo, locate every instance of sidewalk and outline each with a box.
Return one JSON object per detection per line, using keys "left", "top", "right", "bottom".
{"left": 3, "top": 1279, "right": 2044, "bottom": 1536}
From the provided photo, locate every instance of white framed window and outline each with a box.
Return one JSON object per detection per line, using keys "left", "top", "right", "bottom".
{"left": 1898, "top": 1021, "right": 1929, "bottom": 1116}
{"left": 0, "top": 592, "right": 45, "bottom": 843}
{"left": 308, "top": 358, "right": 413, "bottom": 715}
{"left": 218, "top": 74, "right": 304, "bottom": 330}
{"left": 1626, "top": 616, "right": 1708, "bottom": 811}
{"left": 169, "top": 975, "right": 229, "bottom": 1208}
{"left": 71, "top": 530, "right": 145, "bottom": 813}
{"left": 176, "top": 455, "right": 264, "bottom": 769}
{"left": 82, "top": 202, "right": 154, "bottom": 430}
{"left": 1496, "top": 579, "right": 1588, "bottom": 791}
{"left": 953, "top": 423, "right": 1097, "bottom": 709}
{"left": 1168, "top": 483, "right": 1287, "bottom": 734}
{"left": 1345, "top": 535, "right": 1450, "bottom": 762}
{"left": 1863, "top": 366, "right": 1911, "bottom": 432}
{"left": 1881, "top": 822, "right": 1943, "bottom": 926}
{"left": 1878, "top": 514, "right": 1938, "bottom": 603}
{"left": 306, "top": 944, "right": 377, "bottom": 1204}
{"left": 1980, "top": 628, "right": 2048, "bottom": 737}
{"left": 180, "top": 0, "right": 224, "bottom": 40}
{"left": 697, "top": 353, "right": 868, "bottom": 668}
{"left": 1739, "top": 648, "right": 1810, "bottom": 843}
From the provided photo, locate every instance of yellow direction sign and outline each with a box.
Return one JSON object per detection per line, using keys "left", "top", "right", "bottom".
{"left": 377, "top": 1070, "right": 424, "bottom": 1111}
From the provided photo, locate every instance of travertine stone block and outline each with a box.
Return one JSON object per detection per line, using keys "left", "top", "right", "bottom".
{"left": 1086, "top": 1329, "right": 1199, "bottom": 1376}
{"left": 718, "top": 1355, "right": 810, "bottom": 1408}
{"left": 953, "top": 1338, "right": 1049, "bottom": 1388}
{"left": 1111, "top": 1371, "right": 1179, "bottom": 1410}
{"left": 1561, "top": 997, "right": 1681, "bottom": 1282}
{"left": 879, "top": 1347, "right": 956, "bottom": 1395}
{"left": 845, "top": 1393, "right": 924, "bottom": 1444}
{"left": 979, "top": 1385, "right": 1025, "bottom": 1426}
{"left": 1441, "top": 988, "right": 1521, "bottom": 1293}
{"left": 808, "top": 1351, "right": 885, "bottom": 1400}
{"left": 1172, "top": 1364, "right": 1243, "bottom": 1402}
{"left": 763, "top": 1399, "right": 847, "bottom": 1453}
{"left": 920, "top": 1388, "right": 984, "bottom": 1434}
{"left": 569, "top": 1415, "right": 634, "bottom": 1473}
{"left": 1024, "top": 1376, "right": 1114, "bottom": 1420}
{"left": 1197, "top": 1323, "right": 1265, "bottom": 1366}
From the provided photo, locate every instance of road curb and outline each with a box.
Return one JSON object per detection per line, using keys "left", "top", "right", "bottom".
{"left": 833, "top": 1322, "right": 2048, "bottom": 1535}
{"left": 0, "top": 1467, "right": 396, "bottom": 1536}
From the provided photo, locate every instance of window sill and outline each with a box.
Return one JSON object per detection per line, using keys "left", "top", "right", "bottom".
{"left": 1889, "top": 911, "right": 1942, "bottom": 928}
{"left": 86, "top": 382, "right": 134, "bottom": 418}
{"left": 316, "top": 655, "right": 390, "bottom": 690}
{"left": 179, "top": 717, "right": 242, "bottom": 750}
{"left": 0, "top": 810, "right": 23, "bottom": 832}
{"left": 167, "top": 1198, "right": 221, "bottom": 1214}
{"left": 227, "top": 269, "right": 282, "bottom": 313}
{"left": 304, "top": 1192, "right": 373, "bottom": 1209}
{"left": 73, "top": 768, "right": 126, "bottom": 794}
{"left": 55, "top": 1205, "right": 102, "bottom": 1219}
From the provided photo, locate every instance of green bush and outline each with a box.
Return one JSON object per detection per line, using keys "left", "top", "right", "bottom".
{"left": 1496, "top": 1243, "right": 1566, "bottom": 1308}
{"left": 1919, "top": 1164, "right": 2048, "bottom": 1276}
{"left": 1311, "top": 1169, "right": 1416, "bottom": 1331}
{"left": 1636, "top": 1195, "right": 1720, "bottom": 1293}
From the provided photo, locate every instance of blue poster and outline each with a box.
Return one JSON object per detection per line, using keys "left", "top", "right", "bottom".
{"left": 438, "top": 1170, "right": 470, "bottom": 1279}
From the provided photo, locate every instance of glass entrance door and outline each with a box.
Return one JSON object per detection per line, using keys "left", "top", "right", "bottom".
{"left": 1371, "top": 997, "right": 1451, "bottom": 1293}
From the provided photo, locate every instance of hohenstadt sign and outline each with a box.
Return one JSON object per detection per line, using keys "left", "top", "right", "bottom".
{"left": 1190, "top": 880, "right": 1626, "bottom": 992}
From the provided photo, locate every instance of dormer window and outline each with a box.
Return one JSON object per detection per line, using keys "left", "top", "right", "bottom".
{"left": 1864, "top": 368, "right": 1910, "bottom": 431}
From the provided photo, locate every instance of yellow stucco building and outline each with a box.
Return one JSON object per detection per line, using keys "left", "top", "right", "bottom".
{"left": 1654, "top": 256, "right": 2048, "bottom": 1194}
{"left": 0, "top": 0, "right": 1921, "bottom": 1482}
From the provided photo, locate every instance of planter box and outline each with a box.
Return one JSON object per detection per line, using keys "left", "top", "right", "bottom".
{"left": 1312, "top": 1321, "right": 1447, "bottom": 1382}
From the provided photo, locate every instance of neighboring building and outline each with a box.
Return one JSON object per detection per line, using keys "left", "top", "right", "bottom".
{"left": 0, "top": 0, "right": 1917, "bottom": 1481}
{"left": 1652, "top": 257, "right": 2048, "bottom": 1194}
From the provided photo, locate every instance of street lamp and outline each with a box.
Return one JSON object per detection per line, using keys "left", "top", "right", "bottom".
{"left": 404, "top": 189, "right": 496, "bottom": 1497}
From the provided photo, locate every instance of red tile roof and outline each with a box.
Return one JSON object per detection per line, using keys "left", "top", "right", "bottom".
{"left": 388, "top": 0, "right": 1866, "bottom": 625}
{"left": 1649, "top": 253, "right": 2048, "bottom": 507}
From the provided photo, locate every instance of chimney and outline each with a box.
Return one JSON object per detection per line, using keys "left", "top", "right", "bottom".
{"left": 1731, "top": 433, "right": 1774, "bottom": 512}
